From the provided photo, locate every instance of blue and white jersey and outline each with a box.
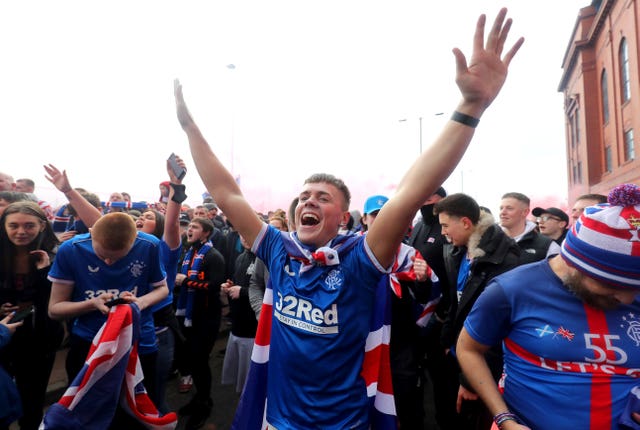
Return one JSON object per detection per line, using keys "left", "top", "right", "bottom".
{"left": 252, "top": 224, "right": 388, "bottom": 429}
{"left": 151, "top": 240, "right": 181, "bottom": 314}
{"left": 465, "top": 260, "right": 640, "bottom": 430}
{"left": 48, "top": 231, "right": 167, "bottom": 355}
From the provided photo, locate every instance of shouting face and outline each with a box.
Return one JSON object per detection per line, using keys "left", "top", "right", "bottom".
{"left": 295, "top": 182, "right": 349, "bottom": 248}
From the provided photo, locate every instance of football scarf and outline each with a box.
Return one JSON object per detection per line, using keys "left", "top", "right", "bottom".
{"left": 175, "top": 240, "right": 213, "bottom": 327}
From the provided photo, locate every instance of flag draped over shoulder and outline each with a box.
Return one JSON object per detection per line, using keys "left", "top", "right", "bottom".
{"left": 232, "top": 233, "right": 398, "bottom": 430}
{"left": 40, "top": 304, "right": 177, "bottom": 430}
{"left": 387, "top": 245, "right": 441, "bottom": 328}
{"left": 361, "top": 265, "right": 397, "bottom": 429}
{"left": 412, "top": 263, "right": 441, "bottom": 328}
{"left": 231, "top": 282, "right": 273, "bottom": 430}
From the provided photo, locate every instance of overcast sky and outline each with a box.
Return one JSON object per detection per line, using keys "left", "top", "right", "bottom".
{"left": 0, "top": 1, "right": 587, "bottom": 214}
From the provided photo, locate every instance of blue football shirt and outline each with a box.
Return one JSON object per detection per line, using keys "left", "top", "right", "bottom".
{"left": 253, "top": 225, "right": 387, "bottom": 429}
{"left": 48, "top": 231, "right": 166, "bottom": 354}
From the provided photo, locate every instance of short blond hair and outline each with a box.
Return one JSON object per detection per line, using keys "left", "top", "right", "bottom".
{"left": 91, "top": 212, "right": 137, "bottom": 251}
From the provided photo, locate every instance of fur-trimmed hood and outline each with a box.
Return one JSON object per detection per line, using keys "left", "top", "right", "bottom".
{"left": 467, "top": 211, "right": 497, "bottom": 260}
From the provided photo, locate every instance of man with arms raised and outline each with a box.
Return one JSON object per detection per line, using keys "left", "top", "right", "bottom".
{"left": 457, "top": 184, "right": 640, "bottom": 430}
{"left": 175, "top": 9, "right": 523, "bottom": 429}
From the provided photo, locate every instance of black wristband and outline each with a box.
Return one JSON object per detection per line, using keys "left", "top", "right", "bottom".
{"left": 170, "top": 183, "right": 187, "bottom": 204}
{"left": 451, "top": 111, "right": 480, "bottom": 128}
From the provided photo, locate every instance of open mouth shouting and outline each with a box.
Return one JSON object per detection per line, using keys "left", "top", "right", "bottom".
{"left": 300, "top": 213, "right": 320, "bottom": 226}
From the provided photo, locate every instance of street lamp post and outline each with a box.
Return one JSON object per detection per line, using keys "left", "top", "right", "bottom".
{"left": 400, "top": 113, "right": 444, "bottom": 155}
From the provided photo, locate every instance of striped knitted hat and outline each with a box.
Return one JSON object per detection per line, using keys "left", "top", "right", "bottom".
{"left": 561, "top": 183, "right": 640, "bottom": 289}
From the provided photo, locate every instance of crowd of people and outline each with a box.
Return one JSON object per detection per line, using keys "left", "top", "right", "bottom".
{"left": 0, "top": 7, "right": 639, "bottom": 430}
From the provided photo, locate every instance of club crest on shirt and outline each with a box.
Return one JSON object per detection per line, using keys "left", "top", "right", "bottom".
{"left": 129, "top": 260, "right": 146, "bottom": 278}
{"left": 324, "top": 269, "right": 343, "bottom": 290}
{"left": 621, "top": 313, "right": 640, "bottom": 346}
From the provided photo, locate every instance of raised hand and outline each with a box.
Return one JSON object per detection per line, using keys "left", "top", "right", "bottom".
{"left": 453, "top": 8, "right": 524, "bottom": 113}
{"left": 167, "top": 153, "right": 187, "bottom": 184}
{"left": 174, "top": 79, "right": 195, "bottom": 130}
{"left": 44, "top": 164, "right": 72, "bottom": 193}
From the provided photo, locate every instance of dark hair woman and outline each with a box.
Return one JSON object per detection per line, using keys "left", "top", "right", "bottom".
{"left": 0, "top": 201, "right": 63, "bottom": 430}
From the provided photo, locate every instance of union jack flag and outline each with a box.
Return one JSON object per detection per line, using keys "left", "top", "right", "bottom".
{"left": 388, "top": 247, "right": 441, "bottom": 327}
{"left": 556, "top": 326, "right": 575, "bottom": 341}
{"left": 41, "top": 304, "right": 177, "bottom": 430}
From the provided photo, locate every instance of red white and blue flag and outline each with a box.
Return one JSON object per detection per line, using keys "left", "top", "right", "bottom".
{"left": 41, "top": 304, "right": 177, "bottom": 430}
{"left": 414, "top": 268, "right": 441, "bottom": 329}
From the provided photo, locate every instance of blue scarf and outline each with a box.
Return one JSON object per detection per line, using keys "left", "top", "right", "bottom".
{"left": 175, "top": 240, "right": 213, "bottom": 327}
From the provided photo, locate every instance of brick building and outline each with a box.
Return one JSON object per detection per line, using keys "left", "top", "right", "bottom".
{"left": 559, "top": 0, "right": 640, "bottom": 203}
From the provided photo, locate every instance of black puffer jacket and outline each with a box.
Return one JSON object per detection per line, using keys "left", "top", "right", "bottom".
{"left": 441, "top": 213, "right": 521, "bottom": 389}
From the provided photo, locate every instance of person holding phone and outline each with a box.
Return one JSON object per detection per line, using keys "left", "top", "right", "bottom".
{"left": 135, "top": 154, "right": 187, "bottom": 414}
{"left": 0, "top": 201, "right": 63, "bottom": 430}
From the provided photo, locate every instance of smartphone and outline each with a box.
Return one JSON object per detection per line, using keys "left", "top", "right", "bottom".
{"left": 168, "top": 153, "right": 187, "bottom": 181}
{"left": 105, "top": 298, "right": 127, "bottom": 308}
{"left": 9, "top": 305, "right": 35, "bottom": 324}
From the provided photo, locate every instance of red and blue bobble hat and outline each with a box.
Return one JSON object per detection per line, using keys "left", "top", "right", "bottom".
{"left": 560, "top": 183, "right": 640, "bottom": 289}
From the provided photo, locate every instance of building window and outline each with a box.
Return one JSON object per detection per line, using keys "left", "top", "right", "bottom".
{"left": 577, "top": 161, "right": 582, "bottom": 183}
{"left": 605, "top": 146, "right": 613, "bottom": 172}
{"left": 601, "top": 69, "right": 609, "bottom": 123}
{"left": 569, "top": 109, "right": 580, "bottom": 148}
{"left": 620, "top": 38, "right": 631, "bottom": 103}
{"left": 570, "top": 113, "right": 575, "bottom": 148}
{"left": 574, "top": 108, "right": 580, "bottom": 144}
{"left": 625, "top": 129, "right": 635, "bottom": 161}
